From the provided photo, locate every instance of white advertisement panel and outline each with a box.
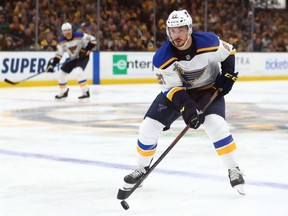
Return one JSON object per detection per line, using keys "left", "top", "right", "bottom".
{"left": 1, "top": 51, "right": 288, "bottom": 87}
{"left": 262, "top": 53, "right": 288, "bottom": 75}
{"left": 100, "top": 52, "right": 154, "bottom": 79}
{"left": 235, "top": 53, "right": 256, "bottom": 76}
{"left": 235, "top": 52, "right": 288, "bottom": 77}
{"left": 255, "top": 0, "right": 286, "bottom": 9}
{"left": 100, "top": 52, "right": 288, "bottom": 82}
{"left": 0, "top": 52, "right": 93, "bottom": 84}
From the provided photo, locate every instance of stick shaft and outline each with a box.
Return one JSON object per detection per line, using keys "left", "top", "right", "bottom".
{"left": 117, "top": 88, "right": 220, "bottom": 200}
{"left": 5, "top": 72, "right": 45, "bottom": 85}
{"left": 4, "top": 57, "right": 84, "bottom": 85}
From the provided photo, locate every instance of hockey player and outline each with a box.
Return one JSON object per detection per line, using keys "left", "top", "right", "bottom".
{"left": 46, "top": 22, "right": 97, "bottom": 99}
{"left": 123, "top": 10, "right": 245, "bottom": 194}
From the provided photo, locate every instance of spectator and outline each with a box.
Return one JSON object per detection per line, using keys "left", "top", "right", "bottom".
{"left": 253, "top": 37, "right": 263, "bottom": 52}
{"left": 23, "top": 23, "right": 36, "bottom": 50}
{"left": 2, "top": 0, "right": 288, "bottom": 52}
{"left": 39, "top": 30, "right": 57, "bottom": 51}
{"left": 77, "top": 22, "right": 91, "bottom": 34}
{"left": 0, "top": 13, "right": 9, "bottom": 36}
{"left": 2, "top": 35, "right": 16, "bottom": 50}
{"left": 9, "top": 15, "right": 25, "bottom": 49}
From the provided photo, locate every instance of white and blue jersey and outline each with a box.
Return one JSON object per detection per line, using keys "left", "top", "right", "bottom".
{"left": 153, "top": 32, "right": 236, "bottom": 101}
{"left": 136, "top": 32, "right": 242, "bottom": 181}
{"left": 55, "top": 32, "right": 96, "bottom": 60}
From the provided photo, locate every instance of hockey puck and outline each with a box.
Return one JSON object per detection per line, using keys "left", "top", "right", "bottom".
{"left": 120, "top": 200, "right": 129, "bottom": 210}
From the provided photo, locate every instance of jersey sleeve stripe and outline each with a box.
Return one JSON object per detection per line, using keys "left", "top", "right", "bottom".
{"left": 55, "top": 54, "right": 62, "bottom": 60}
{"left": 159, "top": 57, "right": 178, "bottom": 69}
{"left": 230, "top": 49, "right": 236, "bottom": 55}
{"left": 197, "top": 46, "right": 219, "bottom": 54}
{"left": 166, "top": 87, "right": 186, "bottom": 101}
{"left": 73, "top": 37, "right": 82, "bottom": 40}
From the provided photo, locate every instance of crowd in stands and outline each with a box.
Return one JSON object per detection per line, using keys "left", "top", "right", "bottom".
{"left": 0, "top": 0, "right": 287, "bottom": 52}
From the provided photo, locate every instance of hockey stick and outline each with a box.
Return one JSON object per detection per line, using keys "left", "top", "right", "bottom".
{"left": 4, "top": 71, "right": 47, "bottom": 85}
{"left": 3, "top": 57, "right": 78, "bottom": 85}
{"left": 117, "top": 88, "right": 221, "bottom": 205}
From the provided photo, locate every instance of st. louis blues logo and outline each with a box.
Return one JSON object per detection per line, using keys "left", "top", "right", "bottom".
{"left": 173, "top": 63, "right": 185, "bottom": 74}
{"left": 173, "top": 63, "right": 207, "bottom": 87}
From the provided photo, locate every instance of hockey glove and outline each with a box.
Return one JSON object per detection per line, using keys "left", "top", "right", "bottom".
{"left": 78, "top": 50, "right": 86, "bottom": 59}
{"left": 46, "top": 62, "right": 55, "bottom": 73}
{"left": 180, "top": 100, "right": 205, "bottom": 129}
{"left": 80, "top": 41, "right": 96, "bottom": 57}
{"left": 46, "top": 58, "right": 59, "bottom": 73}
{"left": 214, "top": 71, "right": 238, "bottom": 96}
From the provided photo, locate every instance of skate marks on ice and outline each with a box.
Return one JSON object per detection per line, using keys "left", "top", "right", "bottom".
{"left": 0, "top": 147, "right": 287, "bottom": 192}
{"left": 5, "top": 101, "right": 288, "bottom": 133}
{"left": 0, "top": 83, "right": 288, "bottom": 215}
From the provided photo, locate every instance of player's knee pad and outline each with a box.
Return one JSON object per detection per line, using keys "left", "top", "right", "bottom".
{"left": 202, "top": 114, "right": 230, "bottom": 142}
{"left": 58, "top": 70, "right": 68, "bottom": 83}
{"left": 139, "top": 117, "right": 164, "bottom": 144}
{"left": 74, "top": 67, "right": 87, "bottom": 81}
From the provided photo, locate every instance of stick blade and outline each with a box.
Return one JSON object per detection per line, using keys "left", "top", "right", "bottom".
{"left": 4, "top": 78, "right": 18, "bottom": 85}
{"left": 117, "top": 188, "right": 132, "bottom": 200}
{"left": 234, "top": 184, "right": 245, "bottom": 196}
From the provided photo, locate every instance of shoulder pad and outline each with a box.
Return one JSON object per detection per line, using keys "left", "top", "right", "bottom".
{"left": 192, "top": 32, "right": 220, "bottom": 53}
{"left": 153, "top": 41, "right": 178, "bottom": 69}
{"left": 73, "top": 32, "right": 84, "bottom": 38}
{"left": 57, "top": 36, "right": 67, "bottom": 44}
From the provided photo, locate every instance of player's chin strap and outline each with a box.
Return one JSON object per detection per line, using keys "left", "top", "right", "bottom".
{"left": 176, "top": 34, "right": 191, "bottom": 49}
{"left": 170, "top": 31, "right": 192, "bottom": 49}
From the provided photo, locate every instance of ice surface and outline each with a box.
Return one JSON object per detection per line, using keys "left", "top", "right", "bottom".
{"left": 0, "top": 81, "right": 287, "bottom": 216}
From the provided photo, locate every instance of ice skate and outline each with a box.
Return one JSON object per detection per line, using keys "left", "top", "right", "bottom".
{"left": 55, "top": 88, "right": 69, "bottom": 99}
{"left": 78, "top": 90, "right": 90, "bottom": 99}
{"left": 228, "top": 167, "right": 245, "bottom": 195}
{"left": 123, "top": 166, "right": 149, "bottom": 190}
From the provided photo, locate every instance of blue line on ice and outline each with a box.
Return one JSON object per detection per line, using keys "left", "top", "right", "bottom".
{"left": 0, "top": 148, "right": 287, "bottom": 191}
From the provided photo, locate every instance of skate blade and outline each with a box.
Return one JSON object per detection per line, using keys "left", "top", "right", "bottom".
{"left": 78, "top": 98, "right": 90, "bottom": 103}
{"left": 234, "top": 184, "right": 245, "bottom": 196}
{"left": 54, "top": 97, "right": 68, "bottom": 101}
